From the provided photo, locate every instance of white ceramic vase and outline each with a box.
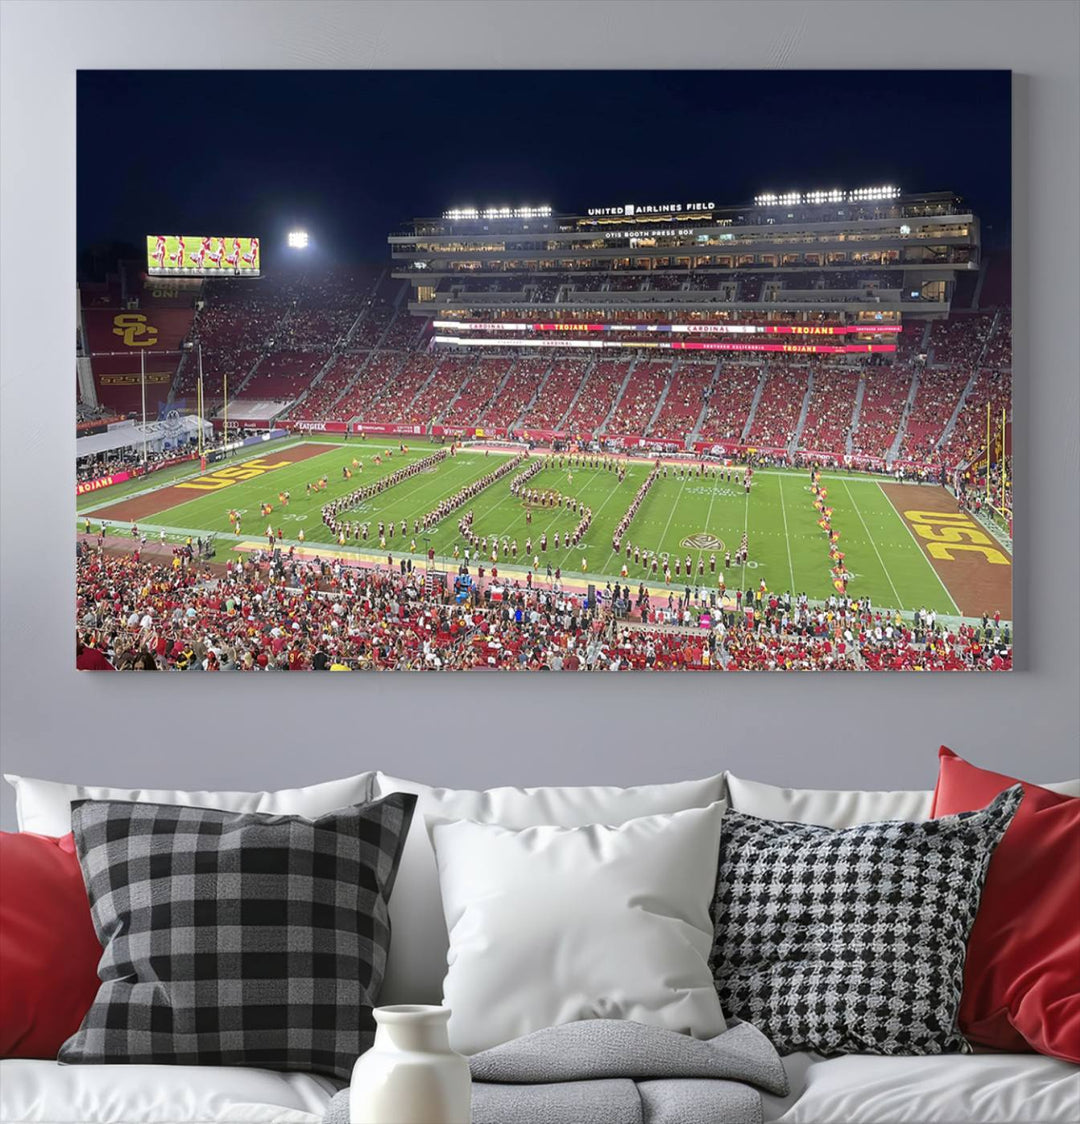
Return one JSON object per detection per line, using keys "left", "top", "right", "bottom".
{"left": 350, "top": 1005, "right": 471, "bottom": 1124}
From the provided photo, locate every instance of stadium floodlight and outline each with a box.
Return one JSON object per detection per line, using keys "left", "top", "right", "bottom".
{"left": 756, "top": 186, "right": 900, "bottom": 207}
{"left": 443, "top": 204, "right": 551, "bottom": 220}
{"left": 287, "top": 230, "right": 309, "bottom": 249}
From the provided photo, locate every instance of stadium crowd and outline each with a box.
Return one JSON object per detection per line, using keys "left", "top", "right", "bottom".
{"left": 74, "top": 543, "right": 1011, "bottom": 672}
{"left": 77, "top": 446, "right": 187, "bottom": 483}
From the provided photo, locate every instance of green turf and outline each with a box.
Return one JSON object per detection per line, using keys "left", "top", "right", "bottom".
{"left": 77, "top": 440, "right": 962, "bottom": 613}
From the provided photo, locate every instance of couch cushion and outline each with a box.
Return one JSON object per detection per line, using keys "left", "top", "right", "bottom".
{"left": 0, "top": 832, "right": 101, "bottom": 1058}
{"left": 724, "top": 771, "right": 1080, "bottom": 828}
{"left": 711, "top": 788, "right": 1023, "bottom": 1056}
{"left": 763, "top": 1051, "right": 1080, "bottom": 1123}
{"left": 4, "top": 773, "right": 376, "bottom": 836}
{"left": 6, "top": 1053, "right": 1076, "bottom": 1124}
{"left": 0, "top": 1058, "right": 336, "bottom": 1124}
{"left": 432, "top": 803, "right": 727, "bottom": 1055}
{"left": 932, "top": 747, "right": 1080, "bottom": 1062}
{"left": 723, "top": 774, "right": 934, "bottom": 827}
{"left": 60, "top": 795, "right": 415, "bottom": 1082}
{"left": 372, "top": 772, "right": 725, "bottom": 1005}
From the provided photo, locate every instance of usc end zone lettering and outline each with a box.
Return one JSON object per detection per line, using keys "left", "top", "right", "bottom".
{"left": 176, "top": 457, "right": 294, "bottom": 492}
{"left": 903, "top": 510, "right": 1010, "bottom": 566}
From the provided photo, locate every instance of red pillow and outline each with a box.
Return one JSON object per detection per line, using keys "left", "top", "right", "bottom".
{"left": 932, "top": 747, "right": 1080, "bottom": 1062}
{"left": 0, "top": 832, "right": 102, "bottom": 1057}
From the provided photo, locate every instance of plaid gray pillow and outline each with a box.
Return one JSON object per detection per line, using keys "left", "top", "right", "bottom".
{"left": 59, "top": 793, "right": 415, "bottom": 1079}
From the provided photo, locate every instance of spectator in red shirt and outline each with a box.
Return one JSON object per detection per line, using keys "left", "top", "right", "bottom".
{"left": 76, "top": 633, "right": 115, "bottom": 671}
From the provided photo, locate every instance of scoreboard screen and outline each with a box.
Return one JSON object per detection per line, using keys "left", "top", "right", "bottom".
{"left": 146, "top": 235, "right": 260, "bottom": 277}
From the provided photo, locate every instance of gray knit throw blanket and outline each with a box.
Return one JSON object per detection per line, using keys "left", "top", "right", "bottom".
{"left": 324, "top": 1018, "right": 788, "bottom": 1124}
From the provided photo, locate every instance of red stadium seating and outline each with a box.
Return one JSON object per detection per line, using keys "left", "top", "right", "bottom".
{"left": 517, "top": 359, "right": 590, "bottom": 432}
{"left": 898, "top": 365, "right": 971, "bottom": 463}
{"left": 928, "top": 313, "right": 995, "bottom": 367}
{"left": 939, "top": 367, "right": 1011, "bottom": 467}
{"left": 82, "top": 305, "right": 196, "bottom": 413}
{"left": 851, "top": 366, "right": 914, "bottom": 461}
{"left": 562, "top": 359, "right": 632, "bottom": 433}
{"left": 798, "top": 368, "right": 860, "bottom": 456}
{"left": 380, "top": 310, "right": 428, "bottom": 350}
{"left": 333, "top": 353, "right": 411, "bottom": 422}
{"left": 358, "top": 354, "right": 436, "bottom": 423}
{"left": 696, "top": 365, "right": 763, "bottom": 444}
{"left": 982, "top": 310, "right": 1011, "bottom": 371}
{"left": 648, "top": 362, "right": 714, "bottom": 442}
{"left": 288, "top": 355, "right": 367, "bottom": 423}
{"left": 607, "top": 360, "right": 671, "bottom": 437}
{"left": 237, "top": 349, "right": 330, "bottom": 401}
{"left": 442, "top": 358, "right": 513, "bottom": 426}
{"left": 76, "top": 263, "right": 1010, "bottom": 465}
{"left": 746, "top": 363, "right": 810, "bottom": 450}
{"left": 400, "top": 357, "right": 473, "bottom": 426}
{"left": 479, "top": 358, "right": 550, "bottom": 429}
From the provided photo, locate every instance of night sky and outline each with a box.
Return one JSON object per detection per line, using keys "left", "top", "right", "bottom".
{"left": 77, "top": 70, "right": 1011, "bottom": 272}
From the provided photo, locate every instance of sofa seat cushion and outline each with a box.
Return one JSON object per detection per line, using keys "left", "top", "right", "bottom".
{"left": 0, "top": 1059, "right": 339, "bottom": 1124}
{"left": 762, "top": 1051, "right": 1080, "bottom": 1123}
{"left": 4, "top": 1054, "right": 1077, "bottom": 1124}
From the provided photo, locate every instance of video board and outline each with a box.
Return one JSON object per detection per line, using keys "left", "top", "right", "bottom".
{"left": 146, "top": 235, "right": 260, "bottom": 277}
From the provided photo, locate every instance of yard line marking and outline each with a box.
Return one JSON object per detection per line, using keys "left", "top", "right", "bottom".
{"left": 842, "top": 480, "right": 905, "bottom": 611}
{"left": 640, "top": 473, "right": 691, "bottom": 581}
{"left": 739, "top": 489, "right": 750, "bottom": 590}
{"left": 584, "top": 464, "right": 655, "bottom": 576}
{"left": 696, "top": 474, "right": 721, "bottom": 574}
{"left": 876, "top": 482, "right": 961, "bottom": 615}
{"left": 777, "top": 474, "right": 797, "bottom": 594}
{"left": 349, "top": 453, "right": 497, "bottom": 515}
{"left": 595, "top": 467, "right": 680, "bottom": 579}
{"left": 308, "top": 452, "right": 514, "bottom": 540}
{"left": 163, "top": 449, "right": 504, "bottom": 549}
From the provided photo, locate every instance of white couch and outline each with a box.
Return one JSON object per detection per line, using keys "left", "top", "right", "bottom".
{"left": 2, "top": 770, "right": 1078, "bottom": 1124}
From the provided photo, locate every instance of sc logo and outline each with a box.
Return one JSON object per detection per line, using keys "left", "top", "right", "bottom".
{"left": 112, "top": 313, "right": 158, "bottom": 347}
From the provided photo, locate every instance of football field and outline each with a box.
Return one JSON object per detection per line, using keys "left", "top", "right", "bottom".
{"left": 78, "top": 437, "right": 1012, "bottom": 619}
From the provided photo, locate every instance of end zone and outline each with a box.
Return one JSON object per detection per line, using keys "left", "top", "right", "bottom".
{"left": 880, "top": 484, "right": 1012, "bottom": 619}
{"left": 88, "top": 443, "right": 335, "bottom": 524}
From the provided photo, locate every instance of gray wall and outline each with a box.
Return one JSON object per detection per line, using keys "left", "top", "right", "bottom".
{"left": 2, "top": 1, "right": 1078, "bottom": 831}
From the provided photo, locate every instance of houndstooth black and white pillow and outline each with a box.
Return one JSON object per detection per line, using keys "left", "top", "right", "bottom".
{"left": 710, "top": 785, "right": 1022, "bottom": 1057}
{"left": 60, "top": 793, "right": 416, "bottom": 1080}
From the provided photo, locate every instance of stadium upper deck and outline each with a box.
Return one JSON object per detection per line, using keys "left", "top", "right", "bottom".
{"left": 390, "top": 188, "right": 979, "bottom": 334}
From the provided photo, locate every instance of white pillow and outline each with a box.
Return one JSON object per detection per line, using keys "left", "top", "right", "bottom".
{"left": 373, "top": 772, "right": 725, "bottom": 1005}
{"left": 430, "top": 802, "right": 727, "bottom": 1055}
{"left": 723, "top": 771, "right": 1080, "bottom": 828}
{"left": 723, "top": 773, "right": 933, "bottom": 828}
{"left": 3, "top": 772, "right": 376, "bottom": 836}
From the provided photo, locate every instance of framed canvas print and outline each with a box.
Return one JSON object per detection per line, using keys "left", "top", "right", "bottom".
{"left": 74, "top": 70, "right": 1012, "bottom": 672}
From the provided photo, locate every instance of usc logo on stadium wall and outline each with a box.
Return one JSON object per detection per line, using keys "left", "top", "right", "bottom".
{"left": 112, "top": 313, "right": 158, "bottom": 347}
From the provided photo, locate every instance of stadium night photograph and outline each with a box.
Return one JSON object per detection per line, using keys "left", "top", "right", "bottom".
{"left": 74, "top": 68, "right": 1013, "bottom": 672}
